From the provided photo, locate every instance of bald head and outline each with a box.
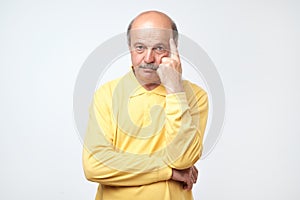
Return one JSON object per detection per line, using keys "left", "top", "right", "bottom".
{"left": 127, "top": 11, "right": 178, "bottom": 45}
{"left": 131, "top": 11, "right": 173, "bottom": 29}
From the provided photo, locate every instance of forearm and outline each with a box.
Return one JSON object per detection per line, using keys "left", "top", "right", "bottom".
{"left": 83, "top": 148, "right": 172, "bottom": 186}
{"left": 163, "top": 91, "right": 207, "bottom": 169}
{"left": 83, "top": 108, "right": 172, "bottom": 186}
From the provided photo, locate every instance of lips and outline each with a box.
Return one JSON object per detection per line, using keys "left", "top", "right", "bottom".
{"left": 139, "top": 64, "right": 159, "bottom": 70}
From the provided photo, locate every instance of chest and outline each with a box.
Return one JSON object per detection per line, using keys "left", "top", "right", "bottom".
{"left": 112, "top": 93, "right": 167, "bottom": 153}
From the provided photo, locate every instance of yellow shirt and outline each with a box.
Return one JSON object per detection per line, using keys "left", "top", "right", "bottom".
{"left": 83, "top": 70, "right": 208, "bottom": 200}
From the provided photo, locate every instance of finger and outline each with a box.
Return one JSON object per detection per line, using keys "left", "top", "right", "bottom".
{"left": 191, "top": 174, "right": 196, "bottom": 184}
{"left": 193, "top": 166, "right": 198, "bottom": 177}
{"left": 160, "top": 57, "right": 182, "bottom": 74}
{"left": 183, "top": 181, "right": 193, "bottom": 190}
{"left": 160, "top": 57, "right": 176, "bottom": 68}
{"left": 186, "top": 180, "right": 193, "bottom": 190}
{"left": 192, "top": 166, "right": 198, "bottom": 183}
{"left": 190, "top": 174, "right": 195, "bottom": 184}
{"left": 191, "top": 171, "right": 196, "bottom": 183}
{"left": 161, "top": 57, "right": 170, "bottom": 64}
{"left": 187, "top": 167, "right": 194, "bottom": 184}
{"left": 169, "top": 38, "right": 179, "bottom": 61}
{"left": 193, "top": 165, "right": 198, "bottom": 172}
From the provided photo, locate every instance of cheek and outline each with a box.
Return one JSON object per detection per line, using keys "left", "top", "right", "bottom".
{"left": 156, "top": 52, "right": 169, "bottom": 64}
{"left": 131, "top": 52, "right": 144, "bottom": 66}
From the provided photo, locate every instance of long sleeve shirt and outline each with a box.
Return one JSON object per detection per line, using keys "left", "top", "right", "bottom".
{"left": 83, "top": 69, "right": 209, "bottom": 200}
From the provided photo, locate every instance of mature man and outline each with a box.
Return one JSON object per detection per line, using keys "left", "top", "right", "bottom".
{"left": 83, "top": 11, "right": 208, "bottom": 200}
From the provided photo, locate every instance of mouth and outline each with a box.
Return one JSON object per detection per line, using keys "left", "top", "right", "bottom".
{"left": 139, "top": 64, "right": 159, "bottom": 71}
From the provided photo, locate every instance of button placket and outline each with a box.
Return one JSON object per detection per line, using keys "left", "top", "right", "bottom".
{"left": 143, "top": 92, "right": 152, "bottom": 124}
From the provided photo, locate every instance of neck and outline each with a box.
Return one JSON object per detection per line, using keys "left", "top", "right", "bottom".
{"left": 132, "top": 67, "right": 161, "bottom": 91}
{"left": 143, "top": 83, "right": 160, "bottom": 91}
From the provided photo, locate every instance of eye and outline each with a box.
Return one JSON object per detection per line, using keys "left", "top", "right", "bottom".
{"left": 154, "top": 46, "right": 166, "bottom": 54}
{"left": 134, "top": 45, "right": 145, "bottom": 53}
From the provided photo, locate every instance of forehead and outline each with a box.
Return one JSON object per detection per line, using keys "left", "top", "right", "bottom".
{"left": 130, "top": 28, "right": 173, "bottom": 46}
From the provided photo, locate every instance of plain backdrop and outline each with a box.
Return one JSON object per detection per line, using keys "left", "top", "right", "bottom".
{"left": 0, "top": 0, "right": 299, "bottom": 199}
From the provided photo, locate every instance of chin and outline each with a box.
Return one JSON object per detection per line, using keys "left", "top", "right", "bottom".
{"left": 141, "top": 71, "right": 158, "bottom": 79}
{"left": 141, "top": 76, "right": 160, "bottom": 85}
{"left": 134, "top": 68, "right": 160, "bottom": 84}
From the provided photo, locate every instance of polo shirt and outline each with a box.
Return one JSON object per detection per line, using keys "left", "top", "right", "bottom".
{"left": 83, "top": 69, "right": 208, "bottom": 200}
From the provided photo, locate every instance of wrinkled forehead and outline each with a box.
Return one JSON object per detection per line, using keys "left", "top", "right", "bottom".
{"left": 129, "top": 28, "right": 174, "bottom": 46}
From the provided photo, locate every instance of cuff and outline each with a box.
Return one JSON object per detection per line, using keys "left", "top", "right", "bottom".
{"left": 158, "top": 166, "right": 172, "bottom": 181}
{"left": 165, "top": 92, "right": 189, "bottom": 115}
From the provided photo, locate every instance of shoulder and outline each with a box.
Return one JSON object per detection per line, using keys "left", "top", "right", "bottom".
{"left": 95, "top": 77, "right": 122, "bottom": 95}
{"left": 94, "top": 71, "right": 131, "bottom": 98}
{"left": 182, "top": 80, "right": 209, "bottom": 110}
{"left": 182, "top": 80, "right": 207, "bottom": 99}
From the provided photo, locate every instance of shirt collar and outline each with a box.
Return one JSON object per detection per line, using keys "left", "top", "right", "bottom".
{"left": 128, "top": 67, "right": 166, "bottom": 98}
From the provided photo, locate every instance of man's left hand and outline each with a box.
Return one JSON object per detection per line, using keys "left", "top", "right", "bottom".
{"left": 156, "top": 38, "right": 183, "bottom": 94}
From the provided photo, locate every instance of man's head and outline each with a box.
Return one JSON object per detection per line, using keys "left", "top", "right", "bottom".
{"left": 127, "top": 11, "right": 178, "bottom": 46}
{"left": 127, "top": 11, "right": 179, "bottom": 87}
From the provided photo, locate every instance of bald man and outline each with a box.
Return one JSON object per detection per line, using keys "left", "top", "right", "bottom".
{"left": 83, "top": 11, "right": 209, "bottom": 200}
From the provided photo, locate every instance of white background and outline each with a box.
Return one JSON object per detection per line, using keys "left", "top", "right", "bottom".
{"left": 1, "top": 0, "right": 299, "bottom": 199}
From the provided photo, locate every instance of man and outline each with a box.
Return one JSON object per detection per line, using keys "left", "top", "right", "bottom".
{"left": 83, "top": 11, "right": 208, "bottom": 200}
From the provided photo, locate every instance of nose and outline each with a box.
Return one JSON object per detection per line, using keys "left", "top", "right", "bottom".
{"left": 144, "top": 49, "right": 155, "bottom": 63}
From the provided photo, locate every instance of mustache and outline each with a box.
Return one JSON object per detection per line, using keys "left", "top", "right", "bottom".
{"left": 139, "top": 63, "right": 159, "bottom": 70}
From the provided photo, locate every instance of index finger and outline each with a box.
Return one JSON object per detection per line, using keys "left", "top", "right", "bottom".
{"left": 169, "top": 38, "right": 179, "bottom": 61}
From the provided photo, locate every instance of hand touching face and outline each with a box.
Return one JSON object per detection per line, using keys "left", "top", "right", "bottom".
{"left": 156, "top": 38, "right": 183, "bottom": 94}
{"left": 129, "top": 28, "right": 175, "bottom": 87}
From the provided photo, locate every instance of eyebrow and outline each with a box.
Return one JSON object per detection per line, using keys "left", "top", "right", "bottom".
{"left": 133, "top": 42, "right": 145, "bottom": 46}
{"left": 132, "top": 42, "right": 168, "bottom": 48}
{"left": 153, "top": 43, "right": 167, "bottom": 47}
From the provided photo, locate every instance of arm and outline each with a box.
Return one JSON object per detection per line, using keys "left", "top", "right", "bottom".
{"left": 163, "top": 83, "right": 209, "bottom": 169}
{"left": 156, "top": 39, "right": 209, "bottom": 169}
{"left": 82, "top": 84, "right": 172, "bottom": 186}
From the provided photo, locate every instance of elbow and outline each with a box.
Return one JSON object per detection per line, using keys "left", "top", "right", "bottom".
{"left": 169, "top": 143, "right": 203, "bottom": 170}
{"left": 83, "top": 158, "right": 108, "bottom": 184}
{"left": 83, "top": 158, "right": 97, "bottom": 182}
{"left": 82, "top": 149, "right": 104, "bottom": 183}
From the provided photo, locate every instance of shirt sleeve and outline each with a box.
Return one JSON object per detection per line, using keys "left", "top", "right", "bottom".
{"left": 163, "top": 82, "right": 209, "bottom": 169}
{"left": 82, "top": 84, "right": 172, "bottom": 187}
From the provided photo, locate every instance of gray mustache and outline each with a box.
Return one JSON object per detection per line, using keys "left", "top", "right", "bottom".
{"left": 139, "top": 64, "right": 159, "bottom": 70}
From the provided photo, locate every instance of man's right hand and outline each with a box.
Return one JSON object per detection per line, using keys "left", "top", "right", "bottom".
{"left": 171, "top": 166, "right": 198, "bottom": 190}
